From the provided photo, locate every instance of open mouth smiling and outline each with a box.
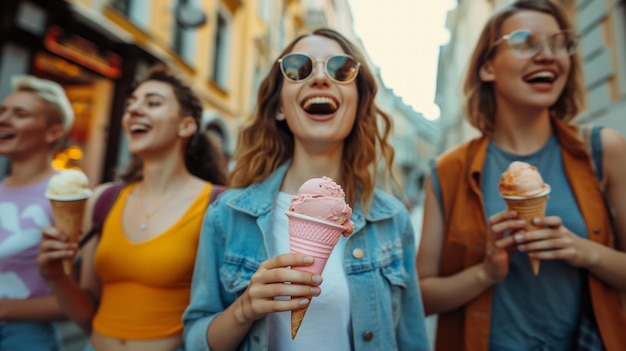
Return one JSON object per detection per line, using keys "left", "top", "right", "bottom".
{"left": 0, "top": 131, "right": 14, "bottom": 140}
{"left": 523, "top": 71, "right": 557, "bottom": 84}
{"left": 128, "top": 123, "right": 153, "bottom": 137}
{"left": 301, "top": 96, "right": 339, "bottom": 115}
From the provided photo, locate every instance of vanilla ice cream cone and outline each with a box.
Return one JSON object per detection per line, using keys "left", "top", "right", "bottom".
{"left": 503, "top": 190, "right": 550, "bottom": 275}
{"left": 46, "top": 170, "right": 92, "bottom": 275}
{"left": 49, "top": 198, "right": 88, "bottom": 275}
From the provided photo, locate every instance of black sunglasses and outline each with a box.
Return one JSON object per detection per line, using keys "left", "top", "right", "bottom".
{"left": 278, "top": 53, "right": 360, "bottom": 84}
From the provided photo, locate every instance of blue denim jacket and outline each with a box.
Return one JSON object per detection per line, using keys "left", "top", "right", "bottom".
{"left": 183, "top": 164, "right": 429, "bottom": 351}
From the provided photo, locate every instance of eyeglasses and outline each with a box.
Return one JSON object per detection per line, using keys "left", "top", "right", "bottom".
{"left": 278, "top": 53, "right": 361, "bottom": 84}
{"left": 489, "top": 29, "right": 580, "bottom": 58}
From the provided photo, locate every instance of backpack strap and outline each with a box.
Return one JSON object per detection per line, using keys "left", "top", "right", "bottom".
{"left": 78, "top": 183, "right": 125, "bottom": 248}
{"left": 209, "top": 184, "right": 225, "bottom": 204}
{"left": 576, "top": 123, "right": 604, "bottom": 186}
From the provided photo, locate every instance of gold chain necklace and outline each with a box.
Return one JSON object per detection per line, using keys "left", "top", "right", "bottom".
{"left": 136, "top": 180, "right": 189, "bottom": 231}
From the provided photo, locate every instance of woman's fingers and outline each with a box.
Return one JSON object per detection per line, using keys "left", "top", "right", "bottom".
{"left": 531, "top": 216, "right": 562, "bottom": 228}
{"left": 488, "top": 211, "right": 526, "bottom": 240}
{"left": 247, "top": 272, "right": 321, "bottom": 299}
{"left": 39, "top": 227, "right": 77, "bottom": 255}
{"left": 241, "top": 253, "right": 325, "bottom": 320}
{"left": 239, "top": 293, "right": 313, "bottom": 322}
{"left": 494, "top": 235, "right": 516, "bottom": 249}
{"left": 259, "top": 253, "right": 313, "bottom": 270}
{"left": 518, "top": 236, "right": 573, "bottom": 252}
{"left": 37, "top": 226, "right": 78, "bottom": 280}
{"left": 514, "top": 218, "right": 565, "bottom": 245}
{"left": 256, "top": 254, "right": 322, "bottom": 286}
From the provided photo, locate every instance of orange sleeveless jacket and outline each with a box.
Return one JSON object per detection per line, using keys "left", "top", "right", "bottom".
{"left": 433, "top": 117, "right": 625, "bottom": 351}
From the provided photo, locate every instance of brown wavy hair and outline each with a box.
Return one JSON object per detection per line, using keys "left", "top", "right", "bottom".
{"left": 463, "top": 0, "right": 586, "bottom": 135}
{"left": 119, "top": 65, "right": 227, "bottom": 185}
{"left": 228, "top": 28, "right": 400, "bottom": 211}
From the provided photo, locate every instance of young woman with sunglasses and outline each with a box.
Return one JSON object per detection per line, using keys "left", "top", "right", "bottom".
{"left": 417, "top": 1, "right": 626, "bottom": 350}
{"left": 182, "top": 28, "right": 429, "bottom": 351}
{"left": 37, "top": 65, "right": 227, "bottom": 351}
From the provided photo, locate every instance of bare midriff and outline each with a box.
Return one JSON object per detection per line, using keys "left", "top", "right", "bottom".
{"left": 90, "top": 333, "right": 183, "bottom": 351}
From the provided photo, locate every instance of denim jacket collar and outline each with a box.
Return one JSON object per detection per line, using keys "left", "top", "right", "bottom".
{"left": 225, "top": 162, "right": 400, "bottom": 235}
{"left": 226, "top": 162, "right": 289, "bottom": 217}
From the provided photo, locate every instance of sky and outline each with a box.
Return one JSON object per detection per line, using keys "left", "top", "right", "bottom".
{"left": 348, "top": 0, "right": 457, "bottom": 120}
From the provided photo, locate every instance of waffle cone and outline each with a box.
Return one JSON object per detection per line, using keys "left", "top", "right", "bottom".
{"left": 291, "top": 303, "right": 310, "bottom": 339}
{"left": 286, "top": 211, "right": 345, "bottom": 338}
{"left": 287, "top": 212, "right": 343, "bottom": 246}
{"left": 49, "top": 198, "right": 87, "bottom": 275}
{"left": 503, "top": 194, "right": 548, "bottom": 275}
{"left": 287, "top": 212, "right": 344, "bottom": 276}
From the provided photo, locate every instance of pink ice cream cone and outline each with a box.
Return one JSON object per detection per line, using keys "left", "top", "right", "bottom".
{"left": 286, "top": 211, "right": 345, "bottom": 274}
{"left": 285, "top": 177, "right": 354, "bottom": 339}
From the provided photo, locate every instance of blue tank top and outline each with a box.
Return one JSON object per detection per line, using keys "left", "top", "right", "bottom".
{"left": 483, "top": 135, "right": 585, "bottom": 351}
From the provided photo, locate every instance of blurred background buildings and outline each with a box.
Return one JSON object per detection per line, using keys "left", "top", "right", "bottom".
{"left": 0, "top": 0, "right": 438, "bottom": 207}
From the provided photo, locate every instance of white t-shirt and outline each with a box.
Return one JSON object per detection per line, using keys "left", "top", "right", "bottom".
{"left": 267, "top": 192, "right": 352, "bottom": 351}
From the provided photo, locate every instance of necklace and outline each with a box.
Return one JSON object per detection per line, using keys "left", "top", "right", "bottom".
{"left": 135, "top": 180, "right": 190, "bottom": 231}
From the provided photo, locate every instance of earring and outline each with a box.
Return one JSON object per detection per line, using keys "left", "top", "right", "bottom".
{"left": 276, "top": 109, "right": 285, "bottom": 121}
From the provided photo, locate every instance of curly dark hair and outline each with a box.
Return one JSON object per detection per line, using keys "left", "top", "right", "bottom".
{"left": 119, "top": 64, "right": 227, "bottom": 185}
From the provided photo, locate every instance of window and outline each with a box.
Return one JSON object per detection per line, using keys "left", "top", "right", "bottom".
{"left": 211, "top": 10, "right": 231, "bottom": 90}
{"left": 172, "top": 0, "right": 198, "bottom": 63}
{"left": 110, "top": 0, "right": 149, "bottom": 29}
{"left": 110, "top": 0, "right": 131, "bottom": 16}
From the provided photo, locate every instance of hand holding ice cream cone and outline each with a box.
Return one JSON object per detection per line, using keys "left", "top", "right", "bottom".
{"left": 498, "top": 161, "right": 550, "bottom": 275}
{"left": 45, "top": 169, "right": 92, "bottom": 275}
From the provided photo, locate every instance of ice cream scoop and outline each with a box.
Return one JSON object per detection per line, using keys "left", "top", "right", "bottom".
{"left": 46, "top": 169, "right": 92, "bottom": 200}
{"left": 498, "top": 161, "right": 550, "bottom": 198}
{"left": 285, "top": 176, "right": 354, "bottom": 339}
{"left": 288, "top": 176, "right": 354, "bottom": 235}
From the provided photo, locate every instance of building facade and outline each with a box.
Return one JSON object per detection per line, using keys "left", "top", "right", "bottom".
{"left": 0, "top": 0, "right": 437, "bottom": 204}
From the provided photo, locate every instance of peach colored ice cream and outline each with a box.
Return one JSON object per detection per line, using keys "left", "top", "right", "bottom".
{"left": 498, "top": 161, "right": 550, "bottom": 275}
{"left": 288, "top": 176, "right": 354, "bottom": 235}
{"left": 498, "top": 161, "right": 550, "bottom": 198}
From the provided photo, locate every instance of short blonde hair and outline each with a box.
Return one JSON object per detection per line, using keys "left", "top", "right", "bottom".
{"left": 12, "top": 75, "right": 74, "bottom": 133}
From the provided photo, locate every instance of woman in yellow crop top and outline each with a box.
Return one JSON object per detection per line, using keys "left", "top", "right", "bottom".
{"left": 37, "top": 65, "right": 227, "bottom": 351}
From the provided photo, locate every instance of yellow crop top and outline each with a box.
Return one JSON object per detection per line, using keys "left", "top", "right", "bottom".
{"left": 93, "top": 182, "right": 213, "bottom": 340}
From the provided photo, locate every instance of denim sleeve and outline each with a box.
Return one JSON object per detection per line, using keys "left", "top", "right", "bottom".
{"left": 397, "top": 209, "right": 431, "bottom": 350}
{"left": 182, "top": 202, "right": 227, "bottom": 351}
